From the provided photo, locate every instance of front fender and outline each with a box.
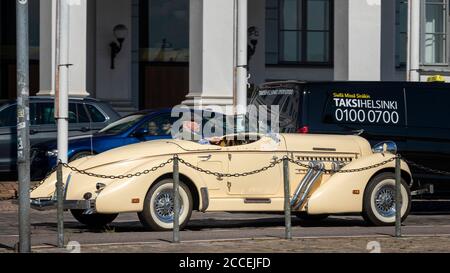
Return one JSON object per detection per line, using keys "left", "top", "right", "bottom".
{"left": 307, "top": 153, "right": 410, "bottom": 215}
{"left": 95, "top": 158, "right": 207, "bottom": 214}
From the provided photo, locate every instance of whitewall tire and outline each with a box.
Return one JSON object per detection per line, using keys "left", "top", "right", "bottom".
{"left": 363, "top": 173, "right": 411, "bottom": 226}
{"left": 138, "top": 179, "right": 193, "bottom": 231}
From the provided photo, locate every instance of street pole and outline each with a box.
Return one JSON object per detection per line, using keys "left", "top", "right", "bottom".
{"left": 395, "top": 157, "right": 402, "bottom": 237}
{"left": 283, "top": 157, "right": 292, "bottom": 240}
{"left": 55, "top": 0, "right": 70, "bottom": 248}
{"left": 16, "top": 0, "right": 31, "bottom": 253}
{"left": 173, "top": 157, "right": 180, "bottom": 243}
{"left": 235, "top": 0, "right": 248, "bottom": 132}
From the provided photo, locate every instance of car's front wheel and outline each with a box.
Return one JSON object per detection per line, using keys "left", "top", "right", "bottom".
{"left": 362, "top": 173, "right": 411, "bottom": 226}
{"left": 70, "top": 210, "right": 118, "bottom": 228}
{"left": 138, "top": 179, "right": 193, "bottom": 231}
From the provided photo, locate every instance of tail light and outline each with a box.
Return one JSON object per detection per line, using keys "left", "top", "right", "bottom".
{"left": 298, "top": 126, "right": 309, "bottom": 134}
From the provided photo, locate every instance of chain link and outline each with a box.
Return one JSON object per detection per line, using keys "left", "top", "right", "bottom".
{"left": 402, "top": 158, "right": 450, "bottom": 176}
{"left": 58, "top": 158, "right": 174, "bottom": 180}
{"left": 29, "top": 164, "right": 59, "bottom": 193}
{"left": 31, "top": 153, "right": 450, "bottom": 190}
{"left": 177, "top": 156, "right": 284, "bottom": 179}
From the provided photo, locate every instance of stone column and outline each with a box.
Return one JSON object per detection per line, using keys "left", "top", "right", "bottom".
{"left": 334, "top": 0, "right": 382, "bottom": 81}
{"left": 184, "top": 0, "right": 235, "bottom": 108}
{"left": 38, "top": 0, "right": 89, "bottom": 97}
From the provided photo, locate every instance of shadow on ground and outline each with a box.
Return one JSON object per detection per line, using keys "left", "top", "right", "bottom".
{"left": 30, "top": 216, "right": 369, "bottom": 234}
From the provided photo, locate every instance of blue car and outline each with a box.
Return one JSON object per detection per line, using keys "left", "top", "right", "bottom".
{"left": 31, "top": 109, "right": 179, "bottom": 180}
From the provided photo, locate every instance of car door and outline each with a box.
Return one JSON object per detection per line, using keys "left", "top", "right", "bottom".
{"left": 30, "top": 102, "right": 58, "bottom": 146}
{"left": 68, "top": 102, "right": 93, "bottom": 137}
{"left": 226, "top": 134, "right": 287, "bottom": 196}
{"left": 0, "top": 104, "right": 18, "bottom": 171}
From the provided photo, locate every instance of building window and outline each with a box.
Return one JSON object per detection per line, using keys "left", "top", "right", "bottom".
{"left": 395, "top": 0, "right": 408, "bottom": 68}
{"left": 423, "top": 0, "right": 448, "bottom": 65}
{"left": 265, "top": 0, "right": 333, "bottom": 66}
{"left": 139, "top": 0, "right": 189, "bottom": 63}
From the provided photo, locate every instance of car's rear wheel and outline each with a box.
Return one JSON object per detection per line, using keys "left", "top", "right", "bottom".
{"left": 362, "top": 173, "right": 411, "bottom": 226}
{"left": 70, "top": 210, "right": 118, "bottom": 228}
{"left": 138, "top": 179, "right": 193, "bottom": 231}
{"left": 70, "top": 151, "right": 94, "bottom": 162}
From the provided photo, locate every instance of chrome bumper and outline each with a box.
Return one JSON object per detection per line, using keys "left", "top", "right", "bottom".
{"left": 30, "top": 198, "right": 94, "bottom": 211}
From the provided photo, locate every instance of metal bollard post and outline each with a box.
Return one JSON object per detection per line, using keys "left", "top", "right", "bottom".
{"left": 56, "top": 162, "right": 65, "bottom": 248}
{"left": 283, "top": 157, "right": 292, "bottom": 240}
{"left": 395, "top": 156, "right": 402, "bottom": 237}
{"left": 173, "top": 156, "right": 180, "bottom": 243}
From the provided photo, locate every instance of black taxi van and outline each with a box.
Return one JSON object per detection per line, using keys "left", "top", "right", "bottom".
{"left": 250, "top": 81, "right": 450, "bottom": 198}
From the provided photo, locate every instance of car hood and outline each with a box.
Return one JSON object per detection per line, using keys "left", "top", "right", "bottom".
{"left": 74, "top": 139, "right": 221, "bottom": 170}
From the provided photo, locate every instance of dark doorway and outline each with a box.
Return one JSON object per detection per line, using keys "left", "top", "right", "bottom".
{"left": 138, "top": 0, "right": 189, "bottom": 110}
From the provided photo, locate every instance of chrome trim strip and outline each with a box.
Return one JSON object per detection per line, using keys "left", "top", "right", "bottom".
{"left": 244, "top": 198, "right": 272, "bottom": 204}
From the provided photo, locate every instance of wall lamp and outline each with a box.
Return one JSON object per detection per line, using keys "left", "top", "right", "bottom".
{"left": 110, "top": 24, "right": 128, "bottom": 69}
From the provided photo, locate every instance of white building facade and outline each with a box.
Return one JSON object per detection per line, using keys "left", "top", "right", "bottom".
{"left": 0, "top": 0, "right": 448, "bottom": 113}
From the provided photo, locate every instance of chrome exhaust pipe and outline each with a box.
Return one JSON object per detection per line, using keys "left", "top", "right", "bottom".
{"left": 290, "top": 161, "right": 316, "bottom": 208}
{"left": 293, "top": 162, "right": 324, "bottom": 210}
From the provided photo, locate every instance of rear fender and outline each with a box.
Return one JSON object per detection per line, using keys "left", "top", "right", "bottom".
{"left": 30, "top": 157, "right": 93, "bottom": 199}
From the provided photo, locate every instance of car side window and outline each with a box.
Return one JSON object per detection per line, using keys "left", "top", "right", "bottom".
{"left": 140, "top": 114, "right": 177, "bottom": 136}
{"left": 35, "top": 103, "right": 56, "bottom": 125}
{"left": 86, "top": 104, "right": 106, "bottom": 123}
{"left": 77, "top": 104, "right": 90, "bottom": 123}
{"left": 0, "top": 104, "right": 17, "bottom": 127}
{"left": 68, "top": 103, "right": 78, "bottom": 123}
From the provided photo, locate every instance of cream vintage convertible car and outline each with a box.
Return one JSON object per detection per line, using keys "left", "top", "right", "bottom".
{"left": 30, "top": 133, "right": 412, "bottom": 230}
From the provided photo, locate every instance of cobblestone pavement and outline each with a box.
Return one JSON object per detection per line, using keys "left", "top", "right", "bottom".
{"left": 1, "top": 200, "right": 450, "bottom": 253}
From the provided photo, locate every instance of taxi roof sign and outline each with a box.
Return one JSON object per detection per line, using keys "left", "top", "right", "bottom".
{"left": 427, "top": 75, "right": 446, "bottom": 82}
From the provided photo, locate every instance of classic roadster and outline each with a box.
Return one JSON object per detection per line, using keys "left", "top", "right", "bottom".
{"left": 30, "top": 133, "right": 412, "bottom": 229}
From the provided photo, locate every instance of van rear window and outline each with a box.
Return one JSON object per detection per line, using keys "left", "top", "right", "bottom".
{"left": 324, "top": 90, "right": 406, "bottom": 127}
{"left": 250, "top": 86, "right": 302, "bottom": 133}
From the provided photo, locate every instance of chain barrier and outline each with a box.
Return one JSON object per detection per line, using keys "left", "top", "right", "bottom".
{"left": 30, "top": 165, "right": 59, "bottom": 193}
{"left": 31, "top": 153, "right": 450, "bottom": 190}
{"left": 402, "top": 158, "right": 450, "bottom": 176}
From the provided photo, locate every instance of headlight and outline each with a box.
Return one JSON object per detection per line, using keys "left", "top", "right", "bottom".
{"left": 372, "top": 141, "right": 397, "bottom": 154}
{"left": 46, "top": 149, "right": 58, "bottom": 157}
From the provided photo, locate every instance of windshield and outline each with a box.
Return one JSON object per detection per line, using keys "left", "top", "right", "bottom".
{"left": 99, "top": 114, "right": 145, "bottom": 134}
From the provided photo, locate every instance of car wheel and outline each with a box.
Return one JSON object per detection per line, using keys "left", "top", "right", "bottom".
{"left": 70, "top": 210, "right": 118, "bottom": 228}
{"left": 138, "top": 179, "right": 193, "bottom": 231}
{"left": 362, "top": 173, "right": 411, "bottom": 226}
{"left": 70, "top": 151, "right": 94, "bottom": 162}
{"left": 296, "top": 212, "right": 329, "bottom": 221}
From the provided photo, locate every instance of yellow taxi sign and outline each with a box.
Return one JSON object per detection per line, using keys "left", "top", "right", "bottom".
{"left": 427, "top": 75, "right": 446, "bottom": 82}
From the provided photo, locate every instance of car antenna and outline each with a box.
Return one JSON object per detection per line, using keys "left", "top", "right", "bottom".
{"left": 90, "top": 115, "right": 94, "bottom": 155}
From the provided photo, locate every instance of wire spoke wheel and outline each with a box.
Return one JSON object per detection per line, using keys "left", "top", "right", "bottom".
{"left": 153, "top": 190, "right": 184, "bottom": 223}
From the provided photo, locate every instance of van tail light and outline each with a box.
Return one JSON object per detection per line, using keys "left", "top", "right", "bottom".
{"left": 298, "top": 126, "right": 309, "bottom": 134}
